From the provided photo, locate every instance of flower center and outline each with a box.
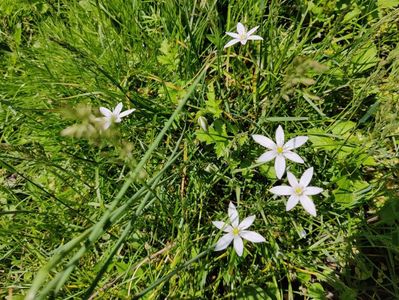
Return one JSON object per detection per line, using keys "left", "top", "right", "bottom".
{"left": 276, "top": 146, "right": 284, "bottom": 154}
{"left": 239, "top": 33, "right": 247, "bottom": 41}
{"left": 111, "top": 114, "right": 118, "bottom": 122}
{"left": 232, "top": 227, "right": 240, "bottom": 236}
{"left": 294, "top": 187, "right": 303, "bottom": 196}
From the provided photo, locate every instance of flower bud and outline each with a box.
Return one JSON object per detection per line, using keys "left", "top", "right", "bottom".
{"left": 197, "top": 116, "right": 208, "bottom": 131}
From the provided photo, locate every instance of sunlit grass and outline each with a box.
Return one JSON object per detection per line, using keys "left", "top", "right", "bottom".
{"left": 1, "top": 0, "right": 398, "bottom": 299}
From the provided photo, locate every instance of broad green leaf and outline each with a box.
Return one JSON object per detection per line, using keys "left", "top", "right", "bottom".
{"left": 335, "top": 176, "right": 351, "bottom": 189}
{"left": 335, "top": 145, "right": 356, "bottom": 160}
{"left": 308, "top": 282, "right": 326, "bottom": 300}
{"left": 157, "top": 40, "right": 180, "bottom": 72}
{"left": 334, "top": 189, "right": 355, "bottom": 207}
{"left": 196, "top": 119, "right": 229, "bottom": 158}
{"left": 308, "top": 128, "right": 336, "bottom": 151}
{"left": 79, "top": 0, "right": 93, "bottom": 10}
{"left": 378, "top": 0, "right": 399, "bottom": 8}
{"left": 215, "top": 141, "right": 229, "bottom": 158}
{"left": 343, "top": 6, "right": 361, "bottom": 23}
{"left": 379, "top": 200, "right": 399, "bottom": 225}
{"left": 211, "top": 120, "right": 228, "bottom": 141}
{"left": 196, "top": 120, "right": 228, "bottom": 144}
{"left": 236, "top": 133, "right": 248, "bottom": 146}
{"left": 358, "top": 154, "right": 377, "bottom": 166}
{"left": 334, "top": 179, "right": 370, "bottom": 208}
{"left": 331, "top": 121, "right": 356, "bottom": 135}
{"left": 351, "top": 42, "right": 379, "bottom": 73}
{"left": 260, "top": 163, "right": 277, "bottom": 179}
{"left": 297, "top": 272, "right": 312, "bottom": 284}
{"left": 353, "top": 180, "right": 369, "bottom": 191}
{"left": 205, "top": 82, "right": 223, "bottom": 118}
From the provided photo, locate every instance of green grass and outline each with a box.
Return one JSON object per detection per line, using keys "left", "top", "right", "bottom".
{"left": 1, "top": 0, "right": 398, "bottom": 299}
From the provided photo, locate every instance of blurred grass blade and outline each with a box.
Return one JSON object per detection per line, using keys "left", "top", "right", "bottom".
{"left": 26, "top": 66, "right": 207, "bottom": 300}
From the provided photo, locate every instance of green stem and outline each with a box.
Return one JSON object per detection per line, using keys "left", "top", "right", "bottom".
{"left": 132, "top": 249, "right": 211, "bottom": 299}
{"left": 26, "top": 65, "right": 208, "bottom": 300}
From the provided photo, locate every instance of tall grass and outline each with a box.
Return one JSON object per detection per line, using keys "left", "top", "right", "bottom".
{"left": 1, "top": 0, "right": 398, "bottom": 299}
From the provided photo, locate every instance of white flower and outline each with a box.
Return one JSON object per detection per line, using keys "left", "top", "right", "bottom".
{"left": 197, "top": 116, "right": 208, "bottom": 131}
{"left": 252, "top": 125, "right": 308, "bottom": 179}
{"left": 224, "top": 22, "right": 263, "bottom": 48}
{"left": 212, "top": 202, "right": 265, "bottom": 256}
{"left": 299, "top": 229, "right": 307, "bottom": 238}
{"left": 270, "top": 167, "right": 323, "bottom": 216}
{"left": 99, "top": 102, "right": 135, "bottom": 130}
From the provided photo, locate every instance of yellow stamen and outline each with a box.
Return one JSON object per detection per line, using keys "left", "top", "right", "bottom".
{"left": 294, "top": 187, "right": 303, "bottom": 195}
{"left": 276, "top": 146, "right": 284, "bottom": 154}
{"left": 232, "top": 227, "right": 240, "bottom": 236}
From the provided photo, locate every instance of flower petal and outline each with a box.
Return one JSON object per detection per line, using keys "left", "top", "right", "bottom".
{"left": 119, "top": 108, "right": 136, "bottom": 118}
{"left": 114, "top": 102, "right": 123, "bottom": 115}
{"left": 214, "top": 233, "right": 234, "bottom": 251}
{"left": 287, "top": 172, "right": 299, "bottom": 187}
{"left": 240, "top": 39, "right": 248, "bottom": 45}
{"left": 238, "top": 215, "right": 255, "bottom": 230}
{"left": 226, "top": 32, "right": 239, "bottom": 39}
{"left": 246, "top": 26, "right": 259, "bottom": 36}
{"left": 275, "top": 125, "right": 285, "bottom": 146}
{"left": 284, "top": 151, "right": 304, "bottom": 164}
{"left": 285, "top": 136, "right": 308, "bottom": 150}
{"left": 237, "top": 22, "right": 246, "bottom": 35}
{"left": 286, "top": 195, "right": 299, "bottom": 211}
{"left": 233, "top": 236, "right": 244, "bottom": 256}
{"left": 300, "top": 195, "right": 317, "bottom": 216}
{"left": 252, "top": 134, "right": 276, "bottom": 149}
{"left": 240, "top": 230, "right": 265, "bottom": 243}
{"left": 256, "top": 151, "right": 277, "bottom": 163}
{"left": 300, "top": 167, "right": 314, "bottom": 187}
{"left": 99, "top": 107, "right": 112, "bottom": 117}
{"left": 198, "top": 116, "right": 208, "bottom": 131}
{"left": 212, "top": 221, "right": 225, "bottom": 230}
{"left": 305, "top": 186, "right": 323, "bottom": 195}
{"left": 212, "top": 221, "right": 232, "bottom": 233}
{"left": 103, "top": 120, "right": 111, "bottom": 130}
{"left": 274, "top": 155, "right": 286, "bottom": 179}
{"left": 228, "top": 202, "right": 239, "bottom": 227}
{"left": 247, "top": 35, "right": 263, "bottom": 41}
{"left": 270, "top": 185, "right": 292, "bottom": 196}
{"left": 224, "top": 39, "right": 240, "bottom": 48}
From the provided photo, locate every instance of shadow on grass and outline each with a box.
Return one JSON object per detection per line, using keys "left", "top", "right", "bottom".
{"left": 336, "top": 176, "right": 399, "bottom": 299}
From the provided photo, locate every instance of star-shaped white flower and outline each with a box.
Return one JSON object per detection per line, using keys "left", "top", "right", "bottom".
{"left": 212, "top": 202, "right": 265, "bottom": 256}
{"left": 252, "top": 125, "right": 308, "bottom": 179}
{"left": 270, "top": 167, "right": 323, "bottom": 216}
{"left": 99, "top": 102, "right": 135, "bottom": 130}
{"left": 224, "top": 22, "right": 263, "bottom": 48}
